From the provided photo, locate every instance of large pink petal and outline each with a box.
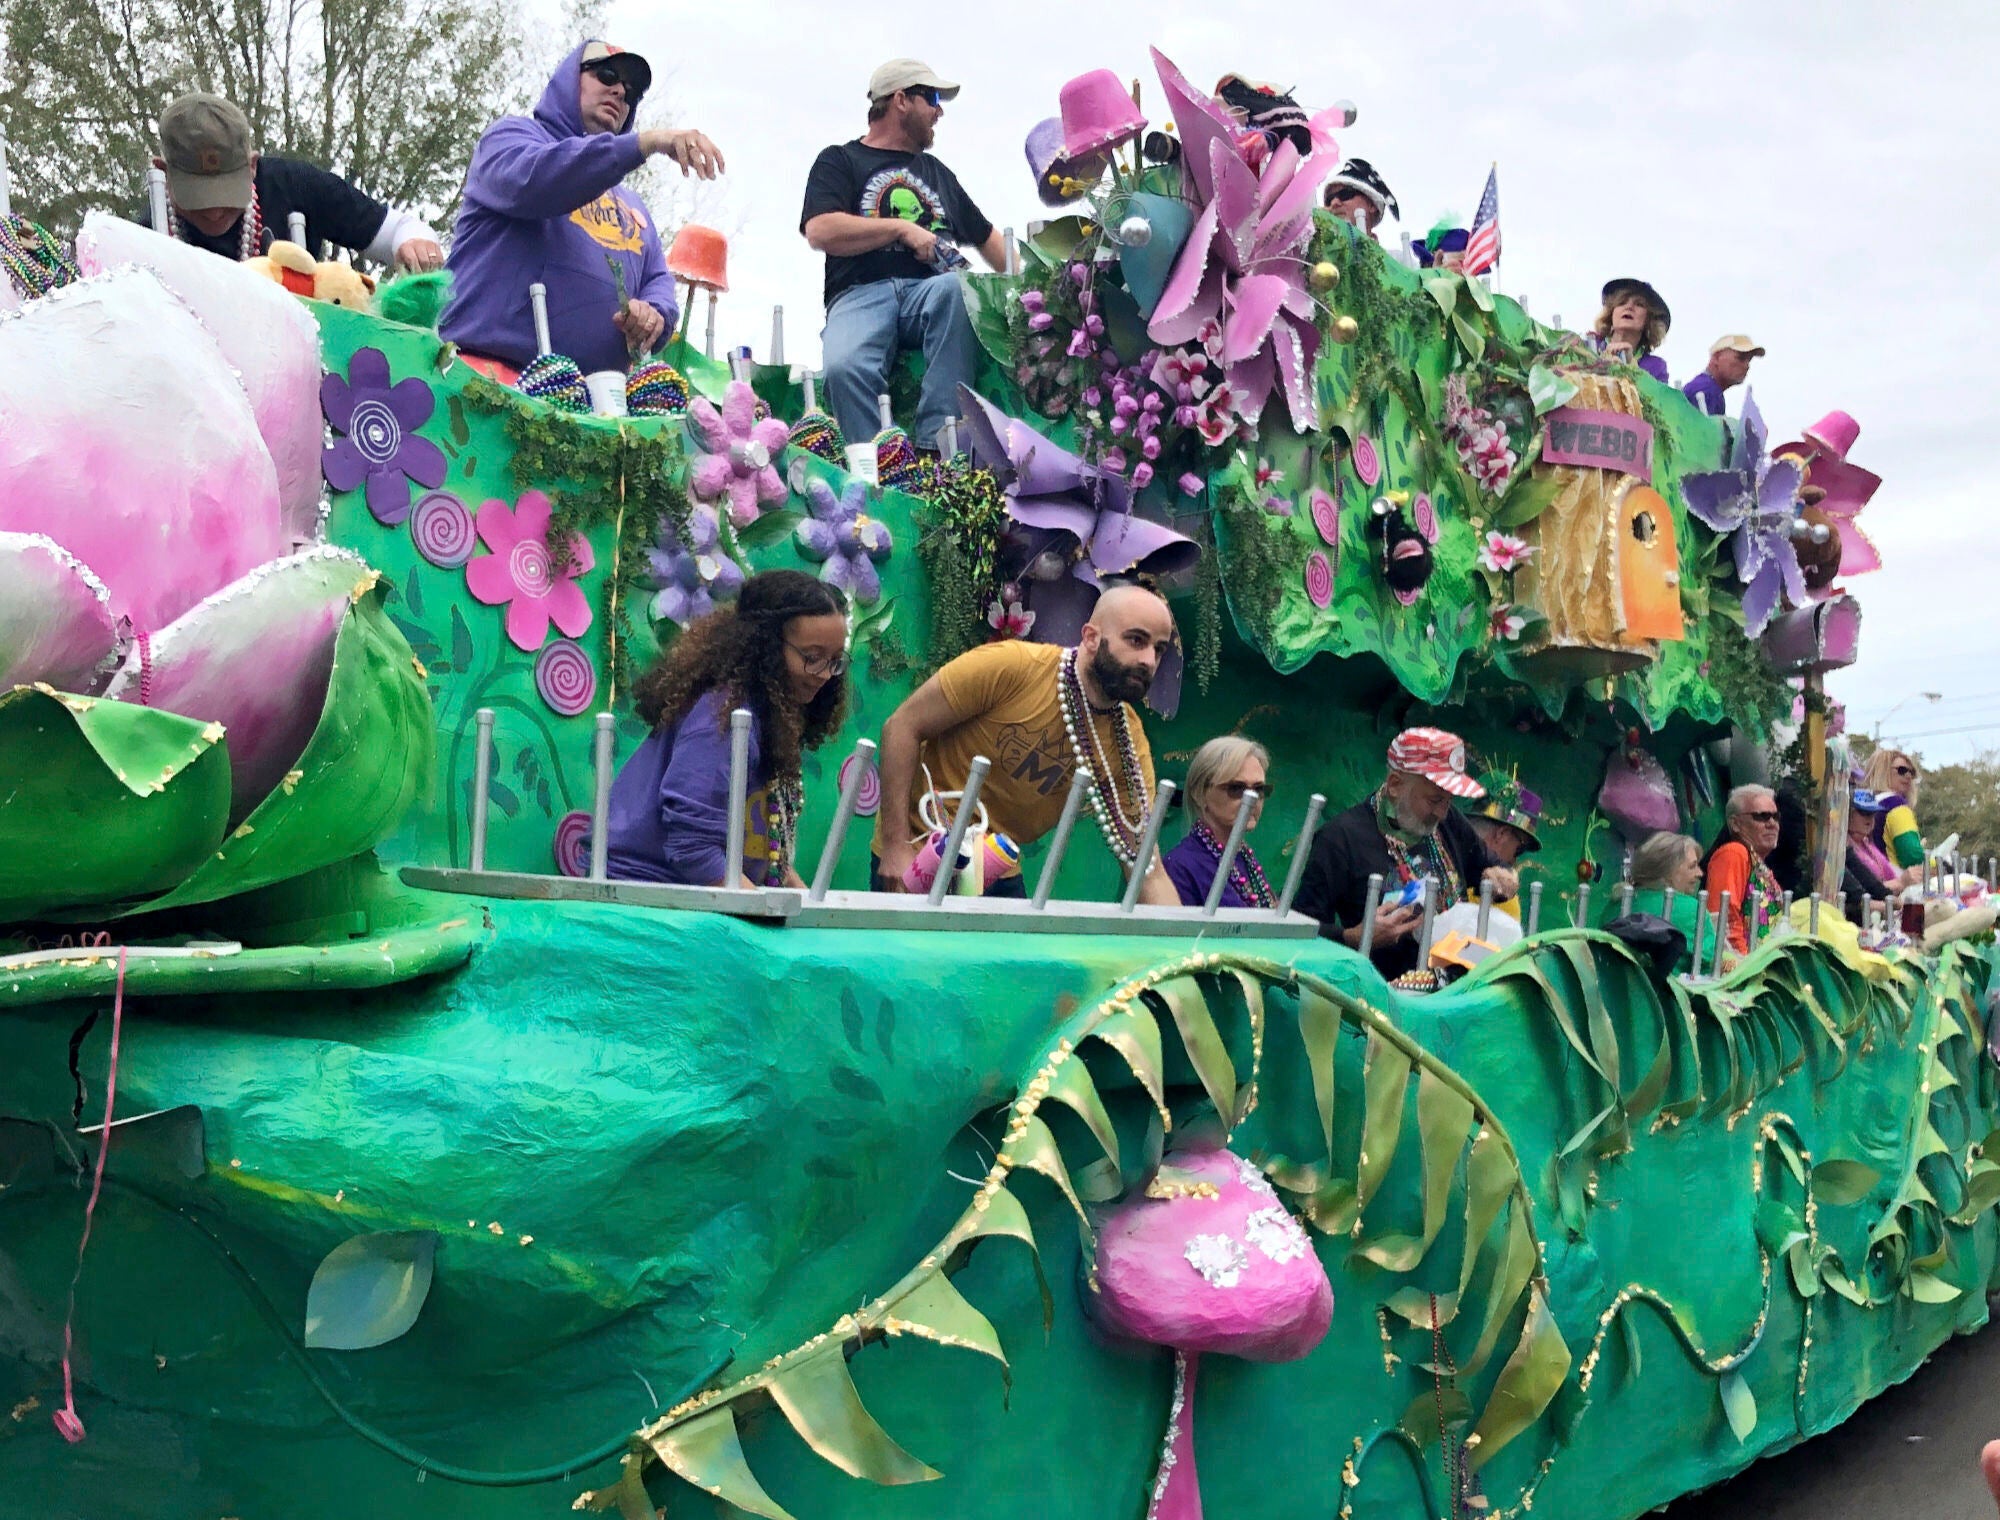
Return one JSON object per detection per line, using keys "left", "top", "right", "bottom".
{"left": 751, "top": 417, "right": 791, "bottom": 456}
{"left": 1211, "top": 141, "right": 1261, "bottom": 274}
{"left": 1221, "top": 273, "right": 1289, "bottom": 365}
{"left": 1272, "top": 316, "right": 1316, "bottom": 434}
{"left": 721, "top": 381, "right": 756, "bottom": 437}
{"left": 687, "top": 397, "right": 729, "bottom": 453}
{"left": 0, "top": 532, "right": 121, "bottom": 691}
{"left": 1148, "top": 262, "right": 1226, "bottom": 348}
{"left": 505, "top": 593, "right": 552, "bottom": 652}
{"left": 1256, "top": 140, "right": 1302, "bottom": 216}
{"left": 1147, "top": 198, "right": 1223, "bottom": 339}
{"left": 564, "top": 534, "right": 597, "bottom": 576}
{"left": 1253, "top": 154, "right": 1339, "bottom": 263}
{"left": 726, "top": 476, "right": 763, "bottom": 528}
{"left": 474, "top": 496, "right": 523, "bottom": 553}
{"left": 465, "top": 552, "right": 517, "bottom": 608}
{"left": 512, "top": 489, "right": 554, "bottom": 543}
{"left": 1835, "top": 520, "right": 1882, "bottom": 577}
{"left": 1228, "top": 347, "right": 1278, "bottom": 429}
{"left": 1149, "top": 48, "right": 1241, "bottom": 206}
{"left": 754, "top": 466, "right": 788, "bottom": 505}
{"left": 545, "top": 578, "right": 594, "bottom": 640}
{"left": 690, "top": 455, "right": 732, "bottom": 499}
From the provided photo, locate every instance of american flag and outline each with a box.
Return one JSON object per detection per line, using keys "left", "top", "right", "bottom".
{"left": 1464, "top": 166, "right": 1500, "bottom": 276}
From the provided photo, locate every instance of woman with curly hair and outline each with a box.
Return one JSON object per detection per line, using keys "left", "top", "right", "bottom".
{"left": 1587, "top": 277, "right": 1672, "bottom": 383}
{"left": 605, "top": 570, "right": 849, "bottom": 887}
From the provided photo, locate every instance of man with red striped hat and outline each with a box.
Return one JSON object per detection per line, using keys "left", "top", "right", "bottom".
{"left": 1294, "top": 728, "right": 1518, "bottom": 977}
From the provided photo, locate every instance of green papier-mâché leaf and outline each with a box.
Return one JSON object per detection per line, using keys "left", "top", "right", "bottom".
{"left": 1788, "top": 1239, "right": 1821, "bottom": 1300}
{"left": 125, "top": 577, "right": 432, "bottom": 915}
{"left": 588, "top": 1452, "right": 655, "bottom": 1520}
{"left": 1044, "top": 1054, "right": 1119, "bottom": 1173}
{"left": 1001, "top": 1112, "right": 1087, "bottom": 1227}
{"left": 1089, "top": 1001, "right": 1167, "bottom": 1126}
{"left": 1150, "top": 978, "right": 1237, "bottom": 1126}
{"left": 946, "top": 1185, "right": 1052, "bottom": 1330}
{"left": 0, "top": 685, "right": 231, "bottom": 919}
{"left": 1296, "top": 988, "right": 1341, "bottom": 1168}
{"left": 1456, "top": 1129, "right": 1517, "bottom": 1305}
{"left": 1527, "top": 363, "right": 1580, "bottom": 415}
{"left": 765, "top": 1345, "right": 940, "bottom": 1485}
{"left": 302, "top": 1229, "right": 438, "bottom": 1351}
{"left": 1459, "top": 1200, "right": 1538, "bottom": 1379}
{"left": 1362, "top": 1069, "right": 1473, "bottom": 1271}
{"left": 1719, "top": 1369, "right": 1757, "bottom": 1443}
{"left": 1354, "top": 1032, "right": 1414, "bottom": 1215}
{"left": 1906, "top": 1270, "right": 1963, "bottom": 1304}
{"left": 84, "top": 1103, "right": 207, "bottom": 1182}
{"left": 647, "top": 1405, "right": 796, "bottom": 1520}
{"left": 1952, "top": 1166, "right": 2000, "bottom": 1224}
{"left": 1493, "top": 469, "right": 1564, "bottom": 530}
{"left": 1400, "top": 1388, "right": 1473, "bottom": 1450}
{"left": 883, "top": 1271, "right": 1007, "bottom": 1372}
{"left": 741, "top": 509, "right": 804, "bottom": 550}
{"left": 1812, "top": 1158, "right": 1883, "bottom": 1207}
{"left": 1468, "top": 1285, "right": 1572, "bottom": 1470}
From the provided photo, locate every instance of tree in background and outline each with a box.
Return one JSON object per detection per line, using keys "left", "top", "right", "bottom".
{"left": 1909, "top": 750, "right": 2000, "bottom": 870}
{"left": 0, "top": 0, "right": 528, "bottom": 238}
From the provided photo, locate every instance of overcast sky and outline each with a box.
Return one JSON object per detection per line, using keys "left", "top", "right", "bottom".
{"left": 608, "top": 0, "right": 1999, "bottom": 761}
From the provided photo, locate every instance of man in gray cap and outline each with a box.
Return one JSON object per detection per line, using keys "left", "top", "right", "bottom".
{"left": 153, "top": 92, "right": 442, "bottom": 270}
{"left": 801, "top": 59, "right": 1005, "bottom": 454}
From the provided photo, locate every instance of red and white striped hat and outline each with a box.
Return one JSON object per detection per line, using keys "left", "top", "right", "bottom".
{"left": 1387, "top": 728, "right": 1484, "bottom": 799}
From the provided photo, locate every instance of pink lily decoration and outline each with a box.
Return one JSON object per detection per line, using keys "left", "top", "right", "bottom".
{"left": 1477, "top": 530, "right": 1535, "bottom": 575}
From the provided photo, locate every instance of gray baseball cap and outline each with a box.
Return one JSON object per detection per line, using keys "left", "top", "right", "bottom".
{"left": 159, "top": 93, "right": 255, "bottom": 212}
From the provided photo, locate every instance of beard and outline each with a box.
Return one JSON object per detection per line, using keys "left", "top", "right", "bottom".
{"left": 1089, "top": 642, "right": 1153, "bottom": 706}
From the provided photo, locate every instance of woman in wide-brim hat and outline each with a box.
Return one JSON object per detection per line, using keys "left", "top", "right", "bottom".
{"left": 1589, "top": 277, "right": 1671, "bottom": 382}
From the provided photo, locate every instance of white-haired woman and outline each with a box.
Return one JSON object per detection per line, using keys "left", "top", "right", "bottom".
{"left": 1703, "top": 785, "right": 1782, "bottom": 956}
{"left": 1629, "top": 830, "right": 1708, "bottom": 953}
{"left": 1164, "top": 736, "right": 1276, "bottom": 908}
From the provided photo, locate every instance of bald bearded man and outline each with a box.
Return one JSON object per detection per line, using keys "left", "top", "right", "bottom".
{"left": 872, "top": 583, "right": 1178, "bottom": 902}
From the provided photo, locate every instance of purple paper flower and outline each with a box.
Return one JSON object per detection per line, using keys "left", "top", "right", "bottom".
{"left": 644, "top": 504, "right": 744, "bottom": 628}
{"left": 321, "top": 347, "right": 447, "bottom": 526}
{"left": 1681, "top": 393, "right": 1807, "bottom": 637}
{"left": 795, "top": 476, "right": 892, "bottom": 604}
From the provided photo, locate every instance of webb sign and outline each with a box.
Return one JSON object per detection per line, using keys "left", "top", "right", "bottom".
{"left": 1542, "top": 407, "right": 1653, "bottom": 482}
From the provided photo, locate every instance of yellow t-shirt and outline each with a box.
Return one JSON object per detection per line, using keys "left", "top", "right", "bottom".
{"left": 874, "top": 641, "right": 1156, "bottom": 853}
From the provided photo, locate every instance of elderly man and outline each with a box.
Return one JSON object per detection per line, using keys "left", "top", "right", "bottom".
{"left": 1295, "top": 729, "right": 1518, "bottom": 978}
{"left": 1681, "top": 335, "right": 1764, "bottom": 418}
{"left": 802, "top": 59, "right": 1006, "bottom": 454}
{"left": 154, "top": 92, "right": 440, "bottom": 270}
{"left": 872, "top": 583, "right": 1178, "bottom": 903}
{"left": 1321, "top": 158, "right": 1399, "bottom": 237}
{"left": 442, "top": 40, "right": 724, "bottom": 378}
{"left": 1703, "top": 784, "right": 1782, "bottom": 955}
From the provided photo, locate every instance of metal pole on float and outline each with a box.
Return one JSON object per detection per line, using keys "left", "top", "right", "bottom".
{"left": 809, "top": 739, "right": 877, "bottom": 902}
{"left": 1033, "top": 767, "right": 1094, "bottom": 911}
{"left": 1201, "top": 790, "right": 1258, "bottom": 916}
{"left": 1356, "top": 873, "right": 1385, "bottom": 959}
{"left": 588, "top": 714, "right": 614, "bottom": 883}
{"left": 1119, "top": 781, "right": 1176, "bottom": 913}
{"left": 147, "top": 167, "right": 171, "bottom": 233}
{"left": 469, "top": 708, "right": 495, "bottom": 872}
{"left": 928, "top": 757, "right": 992, "bottom": 907}
{"left": 1526, "top": 881, "right": 1543, "bottom": 935}
{"left": 723, "top": 709, "right": 752, "bottom": 889}
{"left": 1273, "top": 794, "right": 1327, "bottom": 918}
{"left": 769, "top": 305, "right": 785, "bottom": 368}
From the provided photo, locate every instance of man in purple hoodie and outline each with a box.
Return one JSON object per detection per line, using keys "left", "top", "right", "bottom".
{"left": 442, "top": 41, "right": 724, "bottom": 377}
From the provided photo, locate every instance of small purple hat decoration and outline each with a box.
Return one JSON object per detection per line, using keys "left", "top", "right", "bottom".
{"left": 1059, "top": 69, "right": 1147, "bottom": 160}
{"left": 1025, "top": 117, "right": 1111, "bottom": 207}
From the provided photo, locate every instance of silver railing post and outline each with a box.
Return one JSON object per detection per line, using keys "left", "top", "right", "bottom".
{"left": 0, "top": 124, "right": 11, "bottom": 219}
{"left": 809, "top": 738, "right": 877, "bottom": 901}
{"left": 588, "top": 713, "right": 614, "bottom": 882}
{"left": 704, "top": 289, "right": 718, "bottom": 359}
{"left": 1526, "top": 880, "right": 1543, "bottom": 935}
{"left": 1476, "top": 879, "right": 1494, "bottom": 940}
{"left": 287, "top": 210, "right": 307, "bottom": 248}
{"left": 1809, "top": 892, "right": 1821, "bottom": 935}
{"left": 1575, "top": 881, "right": 1591, "bottom": 929}
{"left": 724, "top": 708, "right": 752, "bottom": 889}
{"left": 802, "top": 370, "right": 819, "bottom": 414}
{"left": 1779, "top": 891, "right": 1794, "bottom": 935}
{"left": 1003, "top": 227, "right": 1019, "bottom": 275}
{"left": 876, "top": 393, "right": 894, "bottom": 431}
{"left": 1691, "top": 890, "right": 1709, "bottom": 975}
{"left": 1032, "top": 767, "right": 1093, "bottom": 910}
{"left": 469, "top": 707, "right": 495, "bottom": 872}
{"left": 1201, "top": 790, "right": 1258, "bottom": 916}
{"left": 147, "top": 167, "right": 170, "bottom": 233}
{"left": 1356, "top": 873, "right": 1386, "bottom": 958}
{"left": 1118, "top": 780, "right": 1176, "bottom": 913}
{"left": 529, "top": 282, "right": 552, "bottom": 355}
{"left": 1714, "top": 892, "right": 1732, "bottom": 977}
{"left": 1414, "top": 878, "right": 1440, "bottom": 966}
{"left": 1273, "top": 793, "right": 1326, "bottom": 917}
{"left": 1619, "top": 882, "right": 1635, "bottom": 918}
{"left": 927, "top": 756, "right": 991, "bottom": 906}
{"left": 770, "top": 305, "right": 785, "bottom": 368}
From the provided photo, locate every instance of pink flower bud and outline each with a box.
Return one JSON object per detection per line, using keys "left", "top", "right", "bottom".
{"left": 1028, "top": 311, "right": 1054, "bottom": 331}
{"left": 1132, "top": 463, "right": 1155, "bottom": 488}
{"left": 1179, "top": 472, "right": 1205, "bottom": 497}
{"left": 1141, "top": 435, "right": 1163, "bottom": 460}
{"left": 1110, "top": 415, "right": 1129, "bottom": 435}
{"left": 1104, "top": 448, "right": 1128, "bottom": 473}
{"left": 1082, "top": 387, "right": 1103, "bottom": 407}
{"left": 1084, "top": 315, "right": 1105, "bottom": 336}
{"left": 1114, "top": 393, "right": 1140, "bottom": 417}
{"left": 1176, "top": 405, "right": 1198, "bottom": 427}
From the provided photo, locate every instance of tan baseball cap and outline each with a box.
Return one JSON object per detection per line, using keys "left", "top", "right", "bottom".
{"left": 867, "top": 59, "right": 960, "bottom": 102}
{"left": 1710, "top": 334, "right": 1766, "bottom": 357}
{"left": 159, "top": 93, "right": 255, "bottom": 213}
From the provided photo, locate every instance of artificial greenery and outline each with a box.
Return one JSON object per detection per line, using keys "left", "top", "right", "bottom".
{"left": 1703, "top": 608, "right": 1797, "bottom": 741}
{"left": 1214, "top": 485, "right": 1294, "bottom": 645}
{"left": 912, "top": 463, "right": 1010, "bottom": 672}
{"left": 1191, "top": 531, "right": 1223, "bottom": 695}
{"left": 464, "top": 377, "right": 692, "bottom": 693}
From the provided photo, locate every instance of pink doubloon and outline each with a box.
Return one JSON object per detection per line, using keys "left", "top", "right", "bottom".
{"left": 1092, "top": 1141, "right": 1331, "bottom": 1360}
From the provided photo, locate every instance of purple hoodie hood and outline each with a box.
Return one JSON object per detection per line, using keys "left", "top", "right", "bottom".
{"left": 441, "top": 40, "right": 677, "bottom": 374}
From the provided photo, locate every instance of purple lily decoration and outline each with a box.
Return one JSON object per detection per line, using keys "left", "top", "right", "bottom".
{"left": 960, "top": 383, "right": 1199, "bottom": 714}
{"left": 645, "top": 504, "right": 743, "bottom": 629}
{"left": 795, "top": 477, "right": 893, "bottom": 604}
{"left": 1144, "top": 49, "right": 1339, "bottom": 437}
{"left": 320, "top": 347, "right": 447, "bottom": 526}
{"left": 1680, "top": 392, "right": 1807, "bottom": 637}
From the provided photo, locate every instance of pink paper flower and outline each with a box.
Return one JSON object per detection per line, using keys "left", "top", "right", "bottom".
{"left": 987, "top": 597, "right": 1036, "bottom": 639}
{"left": 687, "top": 381, "right": 790, "bottom": 529}
{"left": 466, "top": 489, "right": 595, "bottom": 652}
{"left": 1477, "top": 530, "right": 1534, "bottom": 575}
{"left": 1489, "top": 604, "right": 1527, "bottom": 641}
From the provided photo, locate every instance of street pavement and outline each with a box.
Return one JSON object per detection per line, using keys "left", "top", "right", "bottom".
{"left": 1660, "top": 1311, "right": 2000, "bottom": 1519}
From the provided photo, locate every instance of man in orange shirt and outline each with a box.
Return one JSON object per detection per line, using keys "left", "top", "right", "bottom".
{"left": 872, "top": 583, "right": 1178, "bottom": 902}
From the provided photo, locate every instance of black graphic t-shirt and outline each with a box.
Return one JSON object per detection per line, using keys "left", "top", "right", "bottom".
{"left": 800, "top": 141, "right": 993, "bottom": 306}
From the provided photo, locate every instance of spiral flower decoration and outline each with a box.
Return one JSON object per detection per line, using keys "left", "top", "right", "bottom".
{"left": 410, "top": 490, "right": 476, "bottom": 568}
{"left": 534, "top": 638, "right": 597, "bottom": 717}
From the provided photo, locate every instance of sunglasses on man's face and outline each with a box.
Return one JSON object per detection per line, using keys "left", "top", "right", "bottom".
{"left": 1744, "top": 810, "right": 1780, "bottom": 824}
{"left": 1221, "top": 780, "right": 1272, "bottom": 801}
{"left": 905, "top": 86, "right": 941, "bottom": 108}
{"left": 583, "top": 62, "right": 627, "bottom": 89}
{"left": 1325, "top": 187, "right": 1366, "bottom": 204}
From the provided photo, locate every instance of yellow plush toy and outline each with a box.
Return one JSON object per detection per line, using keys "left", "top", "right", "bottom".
{"left": 243, "top": 240, "right": 377, "bottom": 311}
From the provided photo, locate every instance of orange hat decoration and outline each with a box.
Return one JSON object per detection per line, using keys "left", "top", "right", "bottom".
{"left": 666, "top": 224, "right": 730, "bottom": 292}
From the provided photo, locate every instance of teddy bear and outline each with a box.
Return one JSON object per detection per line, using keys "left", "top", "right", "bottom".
{"left": 243, "top": 240, "right": 376, "bottom": 310}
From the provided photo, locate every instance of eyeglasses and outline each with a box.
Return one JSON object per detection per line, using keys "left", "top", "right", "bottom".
{"left": 583, "top": 62, "right": 627, "bottom": 89}
{"left": 904, "top": 86, "right": 941, "bottom": 108}
{"left": 1221, "top": 780, "right": 1273, "bottom": 801}
{"left": 1324, "top": 187, "right": 1366, "bottom": 205}
{"left": 786, "top": 643, "right": 848, "bottom": 678}
{"left": 1893, "top": 764, "right": 1916, "bottom": 778}
{"left": 1744, "top": 810, "right": 1780, "bottom": 824}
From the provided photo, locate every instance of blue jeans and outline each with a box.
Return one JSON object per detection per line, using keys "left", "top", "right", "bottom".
{"left": 822, "top": 274, "right": 975, "bottom": 453}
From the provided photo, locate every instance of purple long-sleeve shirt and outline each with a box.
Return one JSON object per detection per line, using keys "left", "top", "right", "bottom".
{"left": 1163, "top": 831, "right": 1257, "bottom": 909}
{"left": 441, "top": 40, "right": 677, "bottom": 373}
{"left": 605, "top": 691, "right": 768, "bottom": 886}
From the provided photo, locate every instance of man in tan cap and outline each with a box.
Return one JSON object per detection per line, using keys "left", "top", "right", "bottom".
{"left": 801, "top": 60, "right": 1006, "bottom": 455}
{"left": 154, "top": 92, "right": 442, "bottom": 271}
{"left": 1681, "top": 335, "right": 1764, "bottom": 417}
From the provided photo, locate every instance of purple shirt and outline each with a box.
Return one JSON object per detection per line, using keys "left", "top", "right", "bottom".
{"left": 1163, "top": 830, "right": 1260, "bottom": 909}
{"left": 441, "top": 40, "right": 677, "bottom": 373}
{"left": 604, "top": 691, "right": 769, "bottom": 886}
{"left": 1682, "top": 372, "right": 1726, "bottom": 416}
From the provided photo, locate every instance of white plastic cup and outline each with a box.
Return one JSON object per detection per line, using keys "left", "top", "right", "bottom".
{"left": 845, "top": 442, "right": 881, "bottom": 486}
{"left": 584, "top": 370, "right": 629, "bottom": 417}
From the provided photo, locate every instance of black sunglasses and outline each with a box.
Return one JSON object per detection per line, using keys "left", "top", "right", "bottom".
{"left": 904, "top": 86, "right": 941, "bottom": 108}
{"left": 1893, "top": 764, "right": 1916, "bottom": 777}
{"left": 1324, "top": 186, "right": 1366, "bottom": 204}
{"left": 583, "top": 62, "right": 627, "bottom": 89}
{"left": 1744, "top": 810, "right": 1779, "bottom": 824}
{"left": 1221, "top": 780, "right": 1272, "bottom": 801}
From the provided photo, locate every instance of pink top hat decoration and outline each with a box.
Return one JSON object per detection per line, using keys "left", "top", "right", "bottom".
{"left": 1088, "top": 1138, "right": 1332, "bottom": 1518}
{"left": 1059, "top": 69, "right": 1148, "bottom": 160}
{"left": 1776, "top": 409, "right": 1882, "bottom": 579}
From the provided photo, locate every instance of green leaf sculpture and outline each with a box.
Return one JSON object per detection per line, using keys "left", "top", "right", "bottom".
{"left": 303, "top": 1229, "right": 439, "bottom": 1351}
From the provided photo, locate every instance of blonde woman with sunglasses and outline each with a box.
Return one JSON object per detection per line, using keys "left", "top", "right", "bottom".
{"left": 1861, "top": 748, "right": 1926, "bottom": 873}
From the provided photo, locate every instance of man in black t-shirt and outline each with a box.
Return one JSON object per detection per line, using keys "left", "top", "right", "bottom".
{"left": 153, "top": 93, "right": 441, "bottom": 271}
{"left": 1294, "top": 728, "right": 1518, "bottom": 980}
{"left": 801, "top": 59, "right": 1005, "bottom": 454}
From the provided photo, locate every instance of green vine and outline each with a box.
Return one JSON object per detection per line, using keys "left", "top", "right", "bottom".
{"left": 912, "top": 463, "right": 1009, "bottom": 672}
{"left": 1191, "top": 528, "right": 1223, "bottom": 695}
{"left": 463, "top": 378, "right": 693, "bottom": 694}
{"left": 1214, "top": 486, "right": 1294, "bottom": 645}
{"left": 1703, "top": 611, "right": 1796, "bottom": 741}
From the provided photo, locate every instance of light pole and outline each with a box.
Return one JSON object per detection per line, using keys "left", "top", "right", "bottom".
{"left": 1874, "top": 692, "right": 1942, "bottom": 743}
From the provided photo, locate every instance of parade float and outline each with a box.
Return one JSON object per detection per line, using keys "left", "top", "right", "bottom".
{"left": 2, "top": 50, "right": 1995, "bottom": 1520}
